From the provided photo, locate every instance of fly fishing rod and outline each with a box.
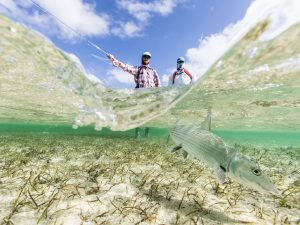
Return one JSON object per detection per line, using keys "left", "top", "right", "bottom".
{"left": 28, "top": 0, "right": 110, "bottom": 63}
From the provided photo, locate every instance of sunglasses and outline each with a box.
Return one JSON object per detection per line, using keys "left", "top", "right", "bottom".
{"left": 177, "top": 61, "right": 184, "bottom": 64}
{"left": 142, "top": 56, "right": 151, "bottom": 59}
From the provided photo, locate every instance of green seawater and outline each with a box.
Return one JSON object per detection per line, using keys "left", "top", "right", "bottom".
{"left": 1, "top": 123, "right": 299, "bottom": 224}
{"left": 1, "top": 14, "right": 300, "bottom": 225}
{"left": 1, "top": 123, "right": 299, "bottom": 147}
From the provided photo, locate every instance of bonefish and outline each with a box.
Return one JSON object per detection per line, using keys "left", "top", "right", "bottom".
{"left": 169, "top": 109, "right": 280, "bottom": 195}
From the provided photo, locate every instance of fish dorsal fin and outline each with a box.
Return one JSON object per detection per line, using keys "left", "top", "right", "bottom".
{"left": 198, "top": 107, "right": 212, "bottom": 131}
{"left": 173, "top": 107, "right": 212, "bottom": 134}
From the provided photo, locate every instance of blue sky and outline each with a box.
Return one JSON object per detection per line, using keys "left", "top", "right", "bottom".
{"left": 1, "top": 0, "right": 299, "bottom": 88}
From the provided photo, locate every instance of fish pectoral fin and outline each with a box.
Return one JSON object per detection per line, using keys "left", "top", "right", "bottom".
{"left": 214, "top": 165, "right": 227, "bottom": 184}
{"left": 182, "top": 150, "right": 188, "bottom": 159}
{"left": 170, "top": 144, "right": 182, "bottom": 153}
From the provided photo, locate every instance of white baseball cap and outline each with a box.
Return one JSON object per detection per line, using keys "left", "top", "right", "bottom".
{"left": 142, "top": 51, "right": 151, "bottom": 58}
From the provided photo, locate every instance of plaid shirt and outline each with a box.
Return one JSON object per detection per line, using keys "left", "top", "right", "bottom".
{"left": 124, "top": 64, "right": 161, "bottom": 88}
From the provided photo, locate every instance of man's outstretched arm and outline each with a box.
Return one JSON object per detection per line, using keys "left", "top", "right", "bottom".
{"left": 107, "top": 54, "right": 138, "bottom": 76}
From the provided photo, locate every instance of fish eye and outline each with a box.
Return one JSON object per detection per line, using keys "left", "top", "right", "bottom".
{"left": 251, "top": 168, "right": 262, "bottom": 176}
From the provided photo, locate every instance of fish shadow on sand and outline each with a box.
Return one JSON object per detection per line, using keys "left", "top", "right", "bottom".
{"left": 130, "top": 178, "right": 251, "bottom": 224}
{"left": 154, "top": 195, "right": 250, "bottom": 224}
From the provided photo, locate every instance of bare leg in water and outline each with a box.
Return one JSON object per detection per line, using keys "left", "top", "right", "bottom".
{"left": 135, "top": 127, "right": 141, "bottom": 139}
{"left": 135, "top": 127, "right": 150, "bottom": 139}
{"left": 145, "top": 127, "right": 150, "bottom": 138}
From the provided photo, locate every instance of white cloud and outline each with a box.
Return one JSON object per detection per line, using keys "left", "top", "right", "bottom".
{"left": 160, "top": 66, "right": 176, "bottom": 86}
{"left": 0, "top": 0, "right": 15, "bottom": 11}
{"left": 111, "top": 21, "right": 143, "bottom": 38}
{"left": 36, "top": 0, "right": 109, "bottom": 38}
{"left": 113, "top": 0, "right": 182, "bottom": 37}
{"left": 66, "top": 53, "right": 87, "bottom": 72}
{"left": 106, "top": 68, "right": 135, "bottom": 84}
{"left": 0, "top": 0, "right": 185, "bottom": 39}
{"left": 162, "top": 74, "right": 170, "bottom": 86}
{"left": 66, "top": 53, "right": 103, "bottom": 85}
{"left": 185, "top": 0, "right": 300, "bottom": 80}
{"left": 0, "top": 0, "right": 109, "bottom": 40}
{"left": 85, "top": 73, "right": 104, "bottom": 85}
{"left": 0, "top": 0, "right": 51, "bottom": 29}
{"left": 116, "top": 0, "right": 178, "bottom": 22}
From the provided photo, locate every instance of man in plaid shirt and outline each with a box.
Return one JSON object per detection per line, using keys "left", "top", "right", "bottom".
{"left": 107, "top": 52, "right": 161, "bottom": 88}
{"left": 107, "top": 51, "right": 161, "bottom": 138}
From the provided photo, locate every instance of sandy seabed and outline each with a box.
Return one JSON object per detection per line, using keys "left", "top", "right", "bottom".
{"left": 0, "top": 134, "right": 299, "bottom": 225}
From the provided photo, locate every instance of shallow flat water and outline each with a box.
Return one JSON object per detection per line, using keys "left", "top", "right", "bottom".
{"left": 1, "top": 7, "right": 300, "bottom": 225}
{"left": 0, "top": 133, "right": 299, "bottom": 224}
{"left": 1, "top": 123, "right": 300, "bottom": 148}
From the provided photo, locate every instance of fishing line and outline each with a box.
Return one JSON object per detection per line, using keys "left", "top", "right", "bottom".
{"left": 28, "top": 0, "right": 109, "bottom": 57}
{"left": 91, "top": 54, "right": 111, "bottom": 65}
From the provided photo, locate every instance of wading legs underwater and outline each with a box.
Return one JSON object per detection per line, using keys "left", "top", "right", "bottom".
{"left": 135, "top": 127, "right": 150, "bottom": 139}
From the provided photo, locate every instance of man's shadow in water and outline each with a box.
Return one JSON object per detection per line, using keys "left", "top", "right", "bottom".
{"left": 130, "top": 177, "right": 251, "bottom": 224}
